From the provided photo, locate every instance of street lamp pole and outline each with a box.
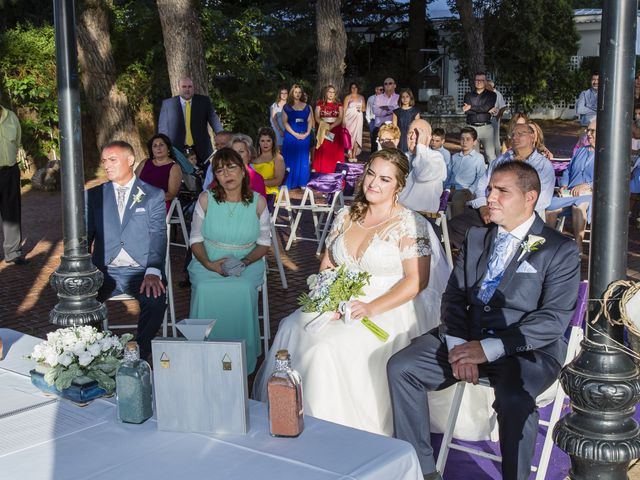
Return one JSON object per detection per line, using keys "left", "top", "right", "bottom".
{"left": 49, "top": 0, "right": 106, "bottom": 327}
{"left": 364, "top": 32, "right": 375, "bottom": 74}
{"left": 553, "top": 1, "right": 640, "bottom": 478}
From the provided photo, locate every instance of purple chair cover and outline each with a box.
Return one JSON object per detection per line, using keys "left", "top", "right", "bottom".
{"left": 336, "top": 162, "right": 365, "bottom": 196}
{"left": 307, "top": 172, "right": 345, "bottom": 194}
{"left": 438, "top": 189, "right": 451, "bottom": 213}
{"left": 570, "top": 281, "right": 589, "bottom": 327}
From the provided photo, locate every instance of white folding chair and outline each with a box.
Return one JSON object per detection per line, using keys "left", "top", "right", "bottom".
{"left": 418, "top": 190, "right": 454, "bottom": 269}
{"left": 166, "top": 197, "right": 189, "bottom": 250}
{"left": 272, "top": 168, "right": 292, "bottom": 229}
{"left": 269, "top": 222, "right": 288, "bottom": 289}
{"left": 436, "top": 280, "right": 589, "bottom": 479}
{"left": 258, "top": 262, "right": 271, "bottom": 356}
{"left": 285, "top": 172, "right": 345, "bottom": 255}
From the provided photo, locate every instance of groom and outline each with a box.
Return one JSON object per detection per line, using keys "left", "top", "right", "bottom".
{"left": 86, "top": 141, "right": 167, "bottom": 360}
{"left": 388, "top": 161, "right": 580, "bottom": 480}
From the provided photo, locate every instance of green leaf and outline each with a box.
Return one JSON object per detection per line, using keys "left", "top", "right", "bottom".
{"left": 54, "top": 368, "right": 76, "bottom": 391}
{"left": 43, "top": 364, "right": 61, "bottom": 386}
{"left": 86, "top": 369, "right": 116, "bottom": 394}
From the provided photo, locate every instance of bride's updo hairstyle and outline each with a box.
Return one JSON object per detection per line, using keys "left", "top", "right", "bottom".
{"left": 349, "top": 148, "right": 409, "bottom": 223}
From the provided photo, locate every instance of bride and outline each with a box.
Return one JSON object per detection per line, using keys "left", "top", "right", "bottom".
{"left": 253, "top": 148, "right": 451, "bottom": 436}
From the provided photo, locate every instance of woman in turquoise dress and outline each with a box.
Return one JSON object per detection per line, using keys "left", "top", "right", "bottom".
{"left": 282, "top": 84, "right": 313, "bottom": 189}
{"left": 188, "top": 147, "right": 271, "bottom": 373}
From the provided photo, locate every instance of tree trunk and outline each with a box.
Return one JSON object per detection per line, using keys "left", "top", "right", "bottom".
{"left": 408, "top": 0, "right": 426, "bottom": 94}
{"left": 156, "top": 0, "right": 208, "bottom": 96}
{"left": 76, "top": 0, "right": 145, "bottom": 161}
{"left": 455, "top": 0, "right": 486, "bottom": 83}
{"left": 315, "top": 0, "right": 347, "bottom": 100}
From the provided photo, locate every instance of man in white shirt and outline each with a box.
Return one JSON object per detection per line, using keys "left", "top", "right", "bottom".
{"left": 372, "top": 78, "right": 399, "bottom": 150}
{"left": 86, "top": 141, "right": 167, "bottom": 360}
{"left": 365, "top": 85, "right": 383, "bottom": 138}
{"left": 388, "top": 161, "right": 580, "bottom": 480}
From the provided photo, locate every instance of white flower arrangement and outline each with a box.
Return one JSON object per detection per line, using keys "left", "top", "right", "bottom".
{"left": 129, "top": 186, "right": 145, "bottom": 209}
{"left": 29, "top": 326, "right": 133, "bottom": 393}
{"left": 518, "top": 234, "right": 546, "bottom": 261}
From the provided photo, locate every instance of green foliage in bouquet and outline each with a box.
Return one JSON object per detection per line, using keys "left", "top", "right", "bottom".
{"left": 298, "top": 265, "right": 371, "bottom": 315}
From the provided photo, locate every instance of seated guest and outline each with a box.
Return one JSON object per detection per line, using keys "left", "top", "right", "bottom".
{"left": 376, "top": 123, "right": 401, "bottom": 149}
{"left": 530, "top": 121, "right": 554, "bottom": 159}
{"left": 252, "top": 127, "right": 285, "bottom": 206}
{"left": 201, "top": 131, "right": 234, "bottom": 192}
{"left": 429, "top": 127, "right": 451, "bottom": 167}
{"left": 398, "top": 119, "right": 447, "bottom": 213}
{"left": 229, "top": 134, "right": 267, "bottom": 198}
{"left": 448, "top": 122, "right": 555, "bottom": 249}
{"left": 135, "top": 133, "right": 183, "bottom": 211}
{"left": 500, "top": 112, "right": 528, "bottom": 154}
{"left": 546, "top": 119, "right": 596, "bottom": 255}
{"left": 388, "top": 161, "right": 580, "bottom": 480}
{"left": 445, "top": 127, "right": 486, "bottom": 218}
{"left": 187, "top": 148, "right": 271, "bottom": 374}
{"left": 87, "top": 141, "right": 167, "bottom": 361}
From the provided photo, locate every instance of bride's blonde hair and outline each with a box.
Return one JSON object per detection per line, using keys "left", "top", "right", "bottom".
{"left": 349, "top": 148, "right": 409, "bottom": 223}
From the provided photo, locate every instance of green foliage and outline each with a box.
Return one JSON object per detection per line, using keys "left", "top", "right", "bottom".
{"left": 0, "top": 24, "right": 58, "bottom": 162}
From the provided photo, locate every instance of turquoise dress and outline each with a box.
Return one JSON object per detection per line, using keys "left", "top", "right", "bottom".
{"left": 188, "top": 192, "right": 265, "bottom": 373}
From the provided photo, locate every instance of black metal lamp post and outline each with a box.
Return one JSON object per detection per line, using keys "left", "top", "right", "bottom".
{"left": 553, "top": 1, "right": 640, "bottom": 478}
{"left": 49, "top": 0, "right": 106, "bottom": 327}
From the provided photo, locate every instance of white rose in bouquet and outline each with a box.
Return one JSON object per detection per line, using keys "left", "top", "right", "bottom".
{"left": 78, "top": 350, "right": 94, "bottom": 367}
{"left": 72, "top": 341, "right": 86, "bottom": 356}
{"left": 58, "top": 352, "right": 73, "bottom": 367}
{"left": 87, "top": 342, "right": 102, "bottom": 357}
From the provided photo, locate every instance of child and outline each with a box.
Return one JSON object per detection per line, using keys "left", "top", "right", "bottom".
{"left": 445, "top": 127, "right": 487, "bottom": 217}
{"left": 430, "top": 128, "right": 451, "bottom": 168}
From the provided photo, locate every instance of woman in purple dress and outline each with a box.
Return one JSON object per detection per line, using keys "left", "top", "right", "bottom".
{"left": 135, "top": 133, "right": 183, "bottom": 210}
{"left": 281, "top": 84, "right": 313, "bottom": 189}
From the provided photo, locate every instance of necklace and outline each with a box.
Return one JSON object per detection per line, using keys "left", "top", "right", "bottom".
{"left": 226, "top": 201, "right": 241, "bottom": 217}
{"left": 356, "top": 211, "right": 398, "bottom": 230}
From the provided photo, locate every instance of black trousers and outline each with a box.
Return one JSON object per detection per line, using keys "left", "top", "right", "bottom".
{"left": 387, "top": 330, "right": 561, "bottom": 480}
{"left": 448, "top": 206, "right": 486, "bottom": 249}
{"left": 0, "top": 164, "right": 23, "bottom": 261}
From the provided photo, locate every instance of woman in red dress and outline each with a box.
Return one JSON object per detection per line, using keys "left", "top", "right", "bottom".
{"left": 313, "top": 85, "right": 345, "bottom": 173}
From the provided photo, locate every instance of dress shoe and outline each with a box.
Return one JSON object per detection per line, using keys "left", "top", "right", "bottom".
{"left": 6, "top": 256, "right": 28, "bottom": 265}
{"left": 423, "top": 472, "right": 443, "bottom": 480}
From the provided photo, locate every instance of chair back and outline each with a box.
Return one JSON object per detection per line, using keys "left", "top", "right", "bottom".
{"left": 550, "top": 157, "right": 571, "bottom": 186}
{"left": 438, "top": 189, "right": 451, "bottom": 213}
{"left": 335, "top": 162, "right": 365, "bottom": 197}
{"left": 307, "top": 172, "right": 345, "bottom": 194}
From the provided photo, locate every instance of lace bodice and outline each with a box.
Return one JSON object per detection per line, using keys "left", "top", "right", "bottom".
{"left": 326, "top": 207, "right": 432, "bottom": 277}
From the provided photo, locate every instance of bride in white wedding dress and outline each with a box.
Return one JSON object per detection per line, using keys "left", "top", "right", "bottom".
{"left": 253, "top": 148, "right": 452, "bottom": 436}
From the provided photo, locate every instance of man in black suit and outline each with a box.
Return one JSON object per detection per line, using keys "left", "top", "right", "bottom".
{"left": 388, "top": 161, "right": 580, "bottom": 480}
{"left": 158, "top": 76, "right": 223, "bottom": 166}
{"left": 86, "top": 141, "right": 167, "bottom": 360}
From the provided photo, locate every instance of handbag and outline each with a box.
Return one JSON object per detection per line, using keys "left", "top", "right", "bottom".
{"left": 342, "top": 127, "right": 352, "bottom": 150}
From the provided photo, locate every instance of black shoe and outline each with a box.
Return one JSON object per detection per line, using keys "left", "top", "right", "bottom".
{"left": 6, "top": 256, "right": 29, "bottom": 265}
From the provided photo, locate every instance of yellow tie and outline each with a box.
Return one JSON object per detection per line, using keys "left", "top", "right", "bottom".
{"left": 185, "top": 100, "right": 194, "bottom": 146}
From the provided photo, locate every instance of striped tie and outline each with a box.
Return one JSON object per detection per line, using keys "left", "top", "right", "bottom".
{"left": 185, "top": 99, "right": 194, "bottom": 146}
{"left": 478, "top": 232, "right": 513, "bottom": 304}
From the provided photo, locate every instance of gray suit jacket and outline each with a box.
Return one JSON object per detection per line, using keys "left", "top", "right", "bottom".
{"left": 440, "top": 215, "right": 581, "bottom": 364}
{"left": 86, "top": 178, "right": 167, "bottom": 273}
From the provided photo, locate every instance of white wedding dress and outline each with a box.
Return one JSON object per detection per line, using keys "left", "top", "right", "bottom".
{"left": 253, "top": 207, "right": 452, "bottom": 436}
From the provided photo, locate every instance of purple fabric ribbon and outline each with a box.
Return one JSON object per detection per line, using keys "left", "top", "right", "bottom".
{"left": 335, "top": 163, "right": 365, "bottom": 196}
{"left": 438, "top": 190, "right": 451, "bottom": 213}
{"left": 307, "top": 172, "right": 344, "bottom": 193}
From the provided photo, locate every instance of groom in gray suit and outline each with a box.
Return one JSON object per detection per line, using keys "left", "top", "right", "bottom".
{"left": 388, "top": 161, "right": 580, "bottom": 480}
{"left": 86, "top": 141, "right": 167, "bottom": 360}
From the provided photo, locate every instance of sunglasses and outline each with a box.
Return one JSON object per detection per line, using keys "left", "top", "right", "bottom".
{"left": 384, "top": 82, "right": 394, "bottom": 85}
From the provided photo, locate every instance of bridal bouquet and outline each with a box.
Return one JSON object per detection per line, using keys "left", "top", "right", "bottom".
{"left": 28, "top": 326, "right": 133, "bottom": 394}
{"left": 298, "top": 265, "right": 389, "bottom": 342}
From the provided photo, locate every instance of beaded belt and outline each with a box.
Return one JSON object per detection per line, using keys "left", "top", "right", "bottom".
{"left": 205, "top": 239, "right": 256, "bottom": 250}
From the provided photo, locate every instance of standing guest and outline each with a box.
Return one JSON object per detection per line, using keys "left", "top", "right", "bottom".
{"left": 270, "top": 87, "right": 288, "bottom": 147}
{"left": 372, "top": 78, "right": 399, "bottom": 149}
{"left": 399, "top": 119, "right": 447, "bottom": 214}
{"left": 135, "top": 133, "right": 183, "bottom": 211}
{"left": 158, "top": 76, "right": 223, "bottom": 166}
{"left": 388, "top": 161, "right": 580, "bottom": 480}
{"left": 253, "top": 127, "right": 285, "bottom": 207}
{"left": 343, "top": 82, "right": 366, "bottom": 160}
{"left": 87, "top": 141, "right": 167, "bottom": 360}
{"left": 0, "top": 104, "right": 27, "bottom": 265}
{"left": 366, "top": 85, "right": 384, "bottom": 139}
{"left": 188, "top": 148, "right": 271, "bottom": 374}
{"left": 392, "top": 88, "right": 421, "bottom": 153}
{"left": 500, "top": 112, "right": 528, "bottom": 154}
{"left": 445, "top": 127, "right": 486, "bottom": 218}
{"left": 487, "top": 79, "right": 508, "bottom": 158}
{"left": 463, "top": 72, "right": 498, "bottom": 163}
{"left": 281, "top": 84, "right": 312, "bottom": 189}
{"left": 576, "top": 72, "right": 599, "bottom": 127}
{"left": 448, "top": 123, "right": 555, "bottom": 249}
{"left": 229, "top": 134, "right": 267, "bottom": 198}
{"left": 430, "top": 128, "right": 451, "bottom": 168}
{"left": 314, "top": 84, "right": 345, "bottom": 173}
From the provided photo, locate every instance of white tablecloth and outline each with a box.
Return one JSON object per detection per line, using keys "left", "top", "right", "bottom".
{"left": 0, "top": 329, "right": 422, "bottom": 480}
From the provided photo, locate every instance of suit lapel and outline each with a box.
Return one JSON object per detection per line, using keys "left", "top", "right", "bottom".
{"left": 496, "top": 216, "right": 545, "bottom": 293}
{"left": 474, "top": 226, "right": 497, "bottom": 287}
{"left": 102, "top": 182, "right": 121, "bottom": 231}
{"left": 120, "top": 178, "right": 142, "bottom": 231}
{"left": 175, "top": 96, "right": 185, "bottom": 124}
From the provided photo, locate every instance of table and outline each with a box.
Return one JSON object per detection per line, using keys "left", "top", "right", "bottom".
{"left": 0, "top": 329, "right": 422, "bottom": 480}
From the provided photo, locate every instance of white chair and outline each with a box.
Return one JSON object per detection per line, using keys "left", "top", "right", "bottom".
{"left": 269, "top": 222, "right": 288, "bottom": 289}
{"left": 435, "top": 280, "right": 589, "bottom": 479}
{"left": 272, "top": 168, "right": 293, "bottom": 229}
{"left": 166, "top": 197, "right": 189, "bottom": 250}
{"left": 285, "top": 172, "right": 345, "bottom": 256}
{"left": 258, "top": 261, "right": 271, "bottom": 356}
{"left": 418, "top": 190, "right": 454, "bottom": 269}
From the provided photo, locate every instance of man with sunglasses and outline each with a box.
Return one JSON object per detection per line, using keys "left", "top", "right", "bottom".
{"left": 372, "top": 78, "right": 399, "bottom": 150}
{"left": 463, "top": 72, "right": 498, "bottom": 163}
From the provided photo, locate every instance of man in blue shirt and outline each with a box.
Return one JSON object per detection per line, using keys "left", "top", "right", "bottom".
{"left": 445, "top": 127, "right": 486, "bottom": 217}
{"left": 576, "top": 73, "right": 598, "bottom": 127}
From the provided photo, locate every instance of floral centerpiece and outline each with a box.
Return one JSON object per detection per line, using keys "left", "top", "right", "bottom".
{"left": 29, "top": 326, "right": 133, "bottom": 396}
{"left": 298, "top": 266, "right": 389, "bottom": 342}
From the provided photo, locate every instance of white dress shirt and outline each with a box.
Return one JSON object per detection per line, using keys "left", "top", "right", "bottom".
{"left": 110, "top": 176, "right": 161, "bottom": 278}
{"left": 399, "top": 144, "right": 447, "bottom": 213}
{"left": 445, "top": 213, "right": 536, "bottom": 362}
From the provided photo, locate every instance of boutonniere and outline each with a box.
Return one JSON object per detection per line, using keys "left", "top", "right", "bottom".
{"left": 129, "top": 186, "right": 145, "bottom": 209}
{"left": 518, "top": 234, "right": 545, "bottom": 261}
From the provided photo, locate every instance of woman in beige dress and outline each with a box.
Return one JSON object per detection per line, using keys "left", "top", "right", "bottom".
{"left": 343, "top": 82, "right": 365, "bottom": 160}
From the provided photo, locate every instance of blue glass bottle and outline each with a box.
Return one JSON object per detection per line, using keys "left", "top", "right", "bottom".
{"left": 116, "top": 341, "right": 153, "bottom": 424}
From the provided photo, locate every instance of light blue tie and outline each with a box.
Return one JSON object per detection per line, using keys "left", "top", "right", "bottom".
{"left": 478, "top": 232, "right": 512, "bottom": 304}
